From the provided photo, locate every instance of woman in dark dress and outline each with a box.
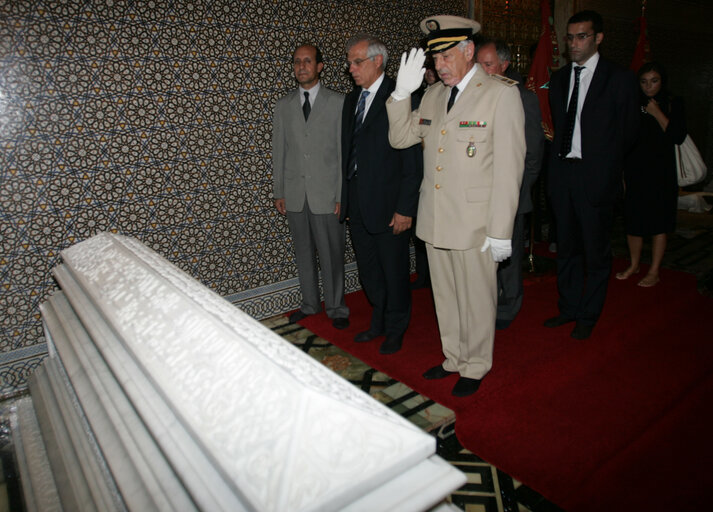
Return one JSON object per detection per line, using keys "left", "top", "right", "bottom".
{"left": 616, "top": 62, "right": 686, "bottom": 287}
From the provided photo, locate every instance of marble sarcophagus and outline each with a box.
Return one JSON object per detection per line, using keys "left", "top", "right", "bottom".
{"left": 12, "top": 233, "right": 465, "bottom": 511}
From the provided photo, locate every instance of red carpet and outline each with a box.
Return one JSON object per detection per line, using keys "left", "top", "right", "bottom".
{"left": 297, "top": 263, "right": 713, "bottom": 511}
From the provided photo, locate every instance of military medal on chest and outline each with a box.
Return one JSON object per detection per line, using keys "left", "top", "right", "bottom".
{"left": 467, "top": 139, "right": 476, "bottom": 157}
{"left": 458, "top": 120, "right": 486, "bottom": 158}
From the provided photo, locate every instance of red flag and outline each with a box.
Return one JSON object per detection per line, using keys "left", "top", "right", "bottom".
{"left": 630, "top": 14, "right": 650, "bottom": 72}
{"left": 526, "top": 0, "right": 560, "bottom": 141}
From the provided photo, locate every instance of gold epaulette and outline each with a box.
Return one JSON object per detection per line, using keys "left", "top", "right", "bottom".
{"left": 490, "top": 74, "right": 519, "bottom": 86}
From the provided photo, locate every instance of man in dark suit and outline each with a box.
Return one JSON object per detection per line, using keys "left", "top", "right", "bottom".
{"left": 545, "top": 10, "right": 638, "bottom": 339}
{"left": 476, "top": 38, "right": 545, "bottom": 330}
{"left": 340, "top": 33, "right": 422, "bottom": 355}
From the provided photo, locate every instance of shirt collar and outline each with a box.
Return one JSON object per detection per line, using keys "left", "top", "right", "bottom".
{"left": 573, "top": 52, "right": 599, "bottom": 72}
{"left": 453, "top": 63, "right": 478, "bottom": 91}
{"left": 362, "top": 72, "right": 385, "bottom": 95}
{"left": 299, "top": 81, "right": 321, "bottom": 99}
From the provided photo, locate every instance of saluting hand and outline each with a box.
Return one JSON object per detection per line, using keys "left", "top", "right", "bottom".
{"left": 393, "top": 48, "right": 426, "bottom": 101}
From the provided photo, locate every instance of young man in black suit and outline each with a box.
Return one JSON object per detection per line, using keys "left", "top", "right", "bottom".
{"left": 545, "top": 10, "right": 639, "bottom": 340}
{"left": 340, "top": 34, "right": 422, "bottom": 355}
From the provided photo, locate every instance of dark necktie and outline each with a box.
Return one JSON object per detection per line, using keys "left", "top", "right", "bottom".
{"left": 561, "top": 66, "right": 583, "bottom": 156}
{"left": 302, "top": 91, "right": 311, "bottom": 121}
{"left": 347, "top": 90, "right": 370, "bottom": 179}
{"left": 447, "top": 86, "right": 458, "bottom": 113}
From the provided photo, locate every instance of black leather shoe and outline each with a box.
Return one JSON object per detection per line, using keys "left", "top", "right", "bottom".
{"left": 452, "top": 377, "right": 482, "bottom": 397}
{"left": 288, "top": 311, "right": 310, "bottom": 324}
{"left": 354, "top": 330, "right": 383, "bottom": 343}
{"left": 332, "top": 317, "right": 349, "bottom": 330}
{"left": 422, "top": 365, "right": 457, "bottom": 380}
{"left": 543, "top": 315, "right": 576, "bottom": 328}
{"left": 379, "top": 334, "right": 403, "bottom": 354}
{"left": 571, "top": 322, "right": 594, "bottom": 340}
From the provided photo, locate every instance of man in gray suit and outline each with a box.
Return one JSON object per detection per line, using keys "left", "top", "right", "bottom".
{"left": 272, "top": 44, "right": 349, "bottom": 329}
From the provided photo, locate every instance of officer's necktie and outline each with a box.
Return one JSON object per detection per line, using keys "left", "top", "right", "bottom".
{"left": 447, "top": 86, "right": 459, "bottom": 113}
{"left": 561, "top": 66, "right": 583, "bottom": 156}
{"left": 347, "top": 90, "right": 370, "bottom": 179}
{"left": 302, "top": 91, "right": 311, "bottom": 121}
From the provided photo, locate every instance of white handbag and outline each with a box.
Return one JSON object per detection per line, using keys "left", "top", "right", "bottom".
{"left": 676, "top": 135, "right": 707, "bottom": 186}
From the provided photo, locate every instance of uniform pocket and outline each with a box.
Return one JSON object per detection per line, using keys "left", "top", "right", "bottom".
{"left": 456, "top": 127, "right": 488, "bottom": 142}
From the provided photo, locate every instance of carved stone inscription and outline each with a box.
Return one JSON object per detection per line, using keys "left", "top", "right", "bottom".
{"left": 60, "top": 233, "right": 434, "bottom": 511}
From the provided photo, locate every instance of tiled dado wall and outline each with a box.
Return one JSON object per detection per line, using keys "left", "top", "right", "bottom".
{"left": 0, "top": 0, "right": 468, "bottom": 394}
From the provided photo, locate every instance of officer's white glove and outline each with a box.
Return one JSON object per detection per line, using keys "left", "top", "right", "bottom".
{"left": 480, "top": 236, "right": 512, "bottom": 263}
{"left": 392, "top": 47, "right": 426, "bottom": 101}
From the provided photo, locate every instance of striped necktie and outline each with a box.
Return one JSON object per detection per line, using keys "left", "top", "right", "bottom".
{"left": 347, "top": 90, "right": 370, "bottom": 179}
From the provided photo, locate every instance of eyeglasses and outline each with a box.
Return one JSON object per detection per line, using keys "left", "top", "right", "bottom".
{"left": 566, "top": 33, "right": 595, "bottom": 42}
{"left": 346, "top": 57, "right": 374, "bottom": 68}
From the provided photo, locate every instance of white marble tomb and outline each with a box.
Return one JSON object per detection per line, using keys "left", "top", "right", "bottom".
{"left": 12, "top": 232, "right": 465, "bottom": 511}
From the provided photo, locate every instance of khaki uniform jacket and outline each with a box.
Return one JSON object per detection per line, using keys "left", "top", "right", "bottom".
{"left": 272, "top": 86, "right": 344, "bottom": 214}
{"left": 387, "top": 66, "right": 525, "bottom": 250}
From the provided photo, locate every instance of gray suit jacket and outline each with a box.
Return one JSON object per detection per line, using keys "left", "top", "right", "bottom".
{"left": 272, "top": 85, "right": 344, "bottom": 214}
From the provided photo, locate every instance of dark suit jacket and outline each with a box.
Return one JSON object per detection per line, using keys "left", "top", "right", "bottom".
{"left": 548, "top": 57, "right": 639, "bottom": 206}
{"left": 506, "top": 68, "right": 544, "bottom": 215}
{"left": 340, "top": 75, "right": 422, "bottom": 233}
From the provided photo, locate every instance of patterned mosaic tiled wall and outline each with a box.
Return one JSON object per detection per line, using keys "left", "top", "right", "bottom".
{"left": 0, "top": 0, "right": 476, "bottom": 394}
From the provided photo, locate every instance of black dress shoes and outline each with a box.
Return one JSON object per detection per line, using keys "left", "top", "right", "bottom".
{"left": 332, "top": 317, "right": 349, "bottom": 330}
{"left": 288, "top": 311, "right": 310, "bottom": 324}
{"left": 452, "top": 377, "right": 482, "bottom": 397}
{"left": 379, "top": 334, "right": 403, "bottom": 355}
{"left": 353, "top": 330, "right": 383, "bottom": 343}
{"left": 543, "top": 315, "right": 576, "bottom": 328}
{"left": 422, "top": 365, "right": 457, "bottom": 380}
{"left": 570, "top": 322, "right": 594, "bottom": 340}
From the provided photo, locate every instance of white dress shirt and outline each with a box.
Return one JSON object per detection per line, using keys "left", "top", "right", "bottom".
{"left": 299, "top": 81, "right": 321, "bottom": 107}
{"left": 358, "top": 72, "right": 385, "bottom": 117}
{"left": 566, "top": 52, "right": 600, "bottom": 159}
{"left": 449, "top": 63, "right": 478, "bottom": 108}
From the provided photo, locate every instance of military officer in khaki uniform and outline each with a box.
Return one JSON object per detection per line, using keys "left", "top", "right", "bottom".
{"left": 386, "top": 15, "right": 525, "bottom": 396}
